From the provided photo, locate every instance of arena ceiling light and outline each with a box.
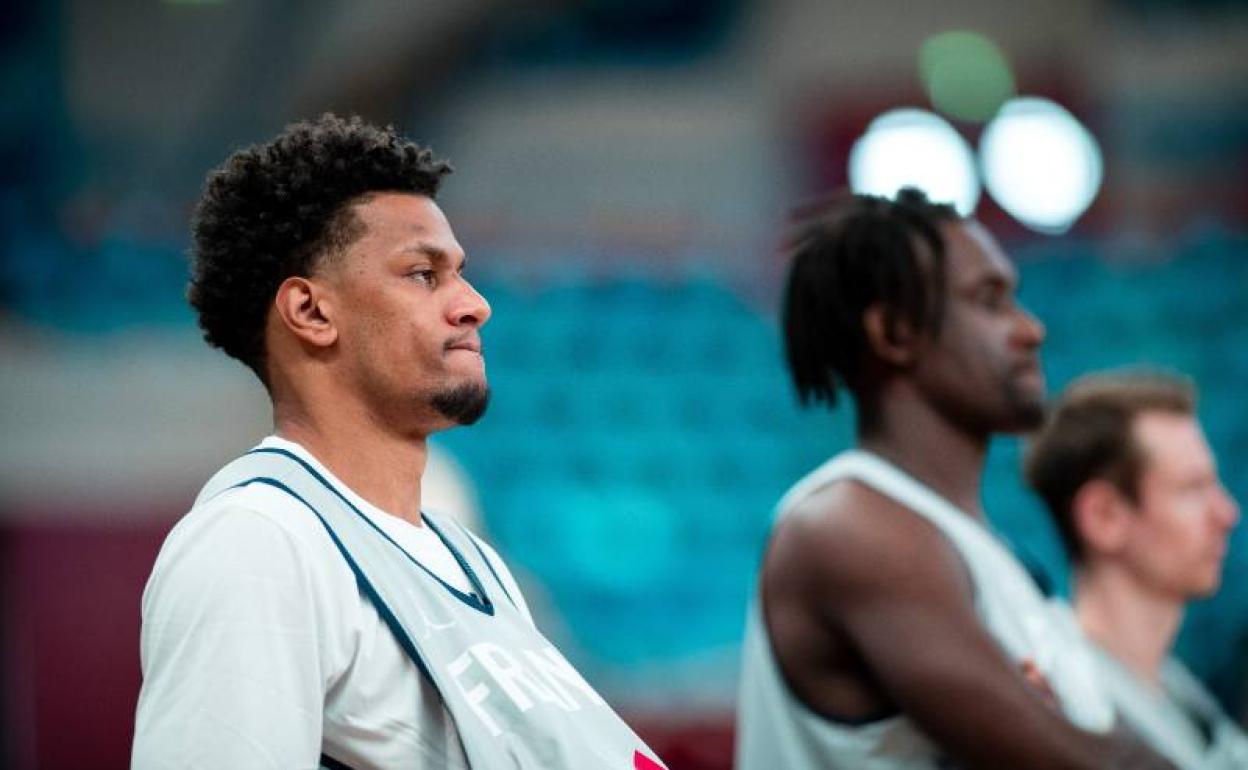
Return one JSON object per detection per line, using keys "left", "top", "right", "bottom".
{"left": 979, "top": 97, "right": 1104, "bottom": 234}
{"left": 848, "top": 108, "right": 980, "bottom": 216}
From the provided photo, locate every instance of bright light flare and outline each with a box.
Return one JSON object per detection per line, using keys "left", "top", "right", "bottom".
{"left": 979, "top": 97, "right": 1103, "bottom": 234}
{"left": 848, "top": 108, "right": 980, "bottom": 216}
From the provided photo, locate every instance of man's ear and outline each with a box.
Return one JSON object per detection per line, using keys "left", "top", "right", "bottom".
{"left": 1071, "top": 479, "right": 1133, "bottom": 557}
{"left": 274, "top": 276, "right": 338, "bottom": 349}
{"left": 863, "top": 302, "right": 919, "bottom": 367}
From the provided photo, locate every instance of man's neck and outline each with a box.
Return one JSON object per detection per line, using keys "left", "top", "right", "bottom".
{"left": 273, "top": 392, "right": 428, "bottom": 526}
{"left": 1074, "top": 565, "right": 1183, "bottom": 689}
{"left": 859, "top": 394, "right": 989, "bottom": 519}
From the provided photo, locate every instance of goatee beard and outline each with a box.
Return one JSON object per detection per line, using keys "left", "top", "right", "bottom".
{"left": 1004, "top": 385, "right": 1046, "bottom": 432}
{"left": 431, "top": 382, "right": 491, "bottom": 425}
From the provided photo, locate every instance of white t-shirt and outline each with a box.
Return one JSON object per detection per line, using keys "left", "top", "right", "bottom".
{"left": 132, "top": 436, "right": 532, "bottom": 770}
{"left": 1050, "top": 601, "right": 1248, "bottom": 770}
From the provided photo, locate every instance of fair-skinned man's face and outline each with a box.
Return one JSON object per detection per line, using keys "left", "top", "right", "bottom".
{"left": 323, "top": 192, "right": 492, "bottom": 431}
{"left": 913, "top": 220, "right": 1048, "bottom": 435}
{"left": 1120, "top": 412, "right": 1239, "bottom": 599}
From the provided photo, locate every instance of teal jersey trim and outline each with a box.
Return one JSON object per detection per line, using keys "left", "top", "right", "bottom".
{"left": 248, "top": 447, "right": 495, "bottom": 615}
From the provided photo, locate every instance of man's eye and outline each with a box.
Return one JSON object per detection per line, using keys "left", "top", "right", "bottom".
{"left": 410, "top": 269, "right": 437, "bottom": 286}
{"left": 982, "top": 291, "right": 1010, "bottom": 310}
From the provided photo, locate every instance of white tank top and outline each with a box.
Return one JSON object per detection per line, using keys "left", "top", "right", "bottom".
{"left": 736, "top": 450, "right": 1115, "bottom": 770}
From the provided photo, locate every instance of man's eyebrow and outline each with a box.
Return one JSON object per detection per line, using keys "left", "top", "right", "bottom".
{"left": 399, "top": 242, "right": 465, "bottom": 268}
{"left": 965, "top": 270, "right": 1015, "bottom": 292}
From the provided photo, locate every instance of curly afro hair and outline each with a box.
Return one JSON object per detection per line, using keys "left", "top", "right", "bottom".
{"left": 189, "top": 113, "right": 452, "bottom": 384}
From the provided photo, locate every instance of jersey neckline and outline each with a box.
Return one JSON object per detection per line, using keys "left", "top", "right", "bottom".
{"left": 249, "top": 446, "right": 495, "bottom": 614}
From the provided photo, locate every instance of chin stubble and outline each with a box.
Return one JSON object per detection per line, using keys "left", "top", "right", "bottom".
{"left": 431, "top": 382, "right": 491, "bottom": 425}
{"left": 1006, "top": 382, "right": 1046, "bottom": 430}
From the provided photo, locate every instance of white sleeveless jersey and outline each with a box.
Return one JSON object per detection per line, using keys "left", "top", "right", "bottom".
{"left": 193, "top": 446, "right": 665, "bottom": 770}
{"left": 736, "top": 450, "right": 1115, "bottom": 770}
{"left": 1049, "top": 603, "right": 1248, "bottom": 770}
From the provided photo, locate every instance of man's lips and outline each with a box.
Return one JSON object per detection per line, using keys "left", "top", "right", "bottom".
{"left": 1014, "top": 358, "right": 1043, "bottom": 376}
{"left": 1211, "top": 540, "right": 1230, "bottom": 562}
{"left": 445, "top": 335, "right": 482, "bottom": 354}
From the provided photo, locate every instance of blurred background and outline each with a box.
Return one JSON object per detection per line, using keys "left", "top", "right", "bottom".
{"left": 2, "top": 0, "right": 1246, "bottom": 767}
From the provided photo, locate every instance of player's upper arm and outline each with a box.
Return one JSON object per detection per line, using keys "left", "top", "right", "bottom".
{"left": 767, "top": 485, "right": 1158, "bottom": 770}
{"left": 133, "top": 496, "right": 327, "bottom": 770}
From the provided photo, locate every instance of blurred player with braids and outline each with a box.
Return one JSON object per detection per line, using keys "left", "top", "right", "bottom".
{"left": 1026, "top": 371, "right": 1248, "bottom": 769}
{"left": 736, "top": 188, "right": 1177, "bottom": 769}
{"left": 132, "top": 114, "right": 665, "bottom": 770}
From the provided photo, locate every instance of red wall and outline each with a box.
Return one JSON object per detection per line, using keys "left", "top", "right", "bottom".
{"left": 2, "top": 520, "right": 170, "bottom": 770}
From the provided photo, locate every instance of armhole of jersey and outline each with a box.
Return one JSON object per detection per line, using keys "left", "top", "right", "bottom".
{"left": 840, "top": 471, "right": 982, "bottom": 608}
{"left": 756, "top": 580, "right": 901, "bottom": 727}
{"left": 767, "top": 470, "right": 978, "bottom": 727}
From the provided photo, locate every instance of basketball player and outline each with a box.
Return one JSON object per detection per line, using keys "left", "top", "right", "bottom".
{"left": 735, "top": 189, "right": 1177, "bottom": 769}
{"left": 132, "top": 115, "right": 665, "bottom": 770}
{"left": 1026, "top": 371, "right": 1248, "bottom": 768}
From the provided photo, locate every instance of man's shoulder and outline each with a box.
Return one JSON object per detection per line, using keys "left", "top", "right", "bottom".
{"left": 141, "top": 480, "right": 367, "bottom": 641}
{"left": 767, "top": 477, "right": 968, "bottom": 598}
{"left": 780, "top": 478, "right": 952, "bottom": 558}
{"left": 151, "top": 482, "right": 344, "bottom": 589}
{"left": 181, "top": 480, "right": 332, "bottom": 540}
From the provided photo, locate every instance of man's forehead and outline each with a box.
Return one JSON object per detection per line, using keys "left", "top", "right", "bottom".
{"left": 942, "top": 220, "right": 1017, "bottom": 285}
{"left": 353, "top": 192, "right": 444, "bottom": 232}
{"left": 1133, "top": 411, "right": 1220, "bottom": 477}
{"left": 351, "top": 192, "right": 461, "bottom": 253}
{"left": 1135, "top": 411, "right": 1206, "bottom": 455}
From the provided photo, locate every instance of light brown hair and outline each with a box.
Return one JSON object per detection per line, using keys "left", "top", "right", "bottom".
{"left": 1024, "top": 369, "right": 1196, "bottom": 561}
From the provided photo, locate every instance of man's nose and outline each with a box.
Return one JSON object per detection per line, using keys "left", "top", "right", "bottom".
{"left": 450, "top": 278, "right": 491, "bottom": 327}
{"left": 1214, "top": 485, "right": 1240, "bottom": 531}
{"left": 1014, "top": 304, "right": 1046, "bottom": 348}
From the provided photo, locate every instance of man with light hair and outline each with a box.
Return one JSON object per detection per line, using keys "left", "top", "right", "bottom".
{"left": 1026, "top": 370, "right": 1248, "bottom": 769}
